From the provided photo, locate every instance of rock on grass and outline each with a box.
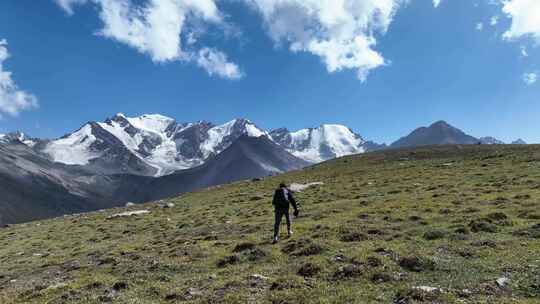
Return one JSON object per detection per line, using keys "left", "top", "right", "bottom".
{"left": 398, "top": 256, "right": 435, "bottom": 272}
{"left": 297, "top": 263, "right": 321, "bottom": 277}
{"left": 371, "top": 272, "right": 393, "bottom": 284}
{"left": 469, "top": 220, "right": 498, "bottom": 233}
{"left": 333, "top": 265, "right": 363, "bottom": 280}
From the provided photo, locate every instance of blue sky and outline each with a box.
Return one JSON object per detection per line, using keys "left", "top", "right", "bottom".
{"left": 0, "top": 0, "right": 539, "bottom": 144}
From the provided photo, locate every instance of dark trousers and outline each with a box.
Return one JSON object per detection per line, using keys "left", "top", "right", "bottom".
{"left": 274, "top": 208, "right": 291, "bottom": 238}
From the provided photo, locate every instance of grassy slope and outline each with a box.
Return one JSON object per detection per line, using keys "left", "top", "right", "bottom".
{"left": 1, "top": 145, "right": 540, "bottom": 303}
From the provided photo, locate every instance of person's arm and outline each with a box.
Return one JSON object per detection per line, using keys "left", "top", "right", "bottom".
{"left": 272, "top": 190, "right": 277, "bottom": 207}
{"left": 288, "top": 191, "right": 298, "bottom": 211}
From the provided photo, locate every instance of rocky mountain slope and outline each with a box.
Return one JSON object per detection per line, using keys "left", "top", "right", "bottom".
{"left": 0, "top": 134, "right": 308, "bottom": 224}
{"left": 1, "top": 144, "right": 539, "bottom": 303}
{"left": 111, "top": 135, "right": 309, "bottom": 204}
{"left": 390, "top": 121, "right": 526, "bottom": 148}
{"left": 0, "top": 141, "right": 121, "bottom": 224}
{"left": 391, "top": 121, "right": 480, "bottom": 148}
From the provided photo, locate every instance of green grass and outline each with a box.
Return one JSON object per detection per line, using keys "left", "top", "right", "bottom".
{"left": 1, "top": 145, "right": 540, "bottom": 303}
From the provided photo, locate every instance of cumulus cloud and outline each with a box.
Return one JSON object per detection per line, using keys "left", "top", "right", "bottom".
{"left": 433, "top": 0, "right": 442, "bottom": 8}
{"left": 502, "top": 0, "right": 540, "bottom": 43}
{"left": 55, "top": 0, "right": 242, "bottom": 79}
{"left": 245, "top": 0, "right": 403, "bottom": 81}
{"left": 196, "top": 48, "right": 243, "bottom": 79}
{"left": 523, "top": 72, "right": 537, "bottom": 85}
{"left": 56, "top": 0, "right": 408, "bottom": 81}
{"left": 0, "top": 40, "right": 39, "bottom": 118}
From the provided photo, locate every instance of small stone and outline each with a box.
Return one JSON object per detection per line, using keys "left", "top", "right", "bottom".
{"left": 496, "top": 277, "right": 509, "bottom": 287}
{"left": 413, "top": 286, "right": 442, "bottom": 293}
{"left": 184, "top": 287, "right": 203, "bottom": 299}
{"left": 112, "top": 282, "right": 128, "bottom": 291}
{"left": 250, "top": 274, "right": 269, "bottom": 281}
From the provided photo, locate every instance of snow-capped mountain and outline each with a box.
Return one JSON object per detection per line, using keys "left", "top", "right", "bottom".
{"left": 40, "top": 114, "right": 269, "bottom": 176}
{"left": 512, "top": 139, "right": 527, "bottom": 145}
{"left": 32, "top": 114, "right": 377, "bottom": 176}
{"left": 0, "top": 131, "right": 39, "bottom": 147}
{"left": 479, "top": 136, "right": 505, "bottom": 145}
{"left": 270, "top": 124, "right": 368, "bottom": 163}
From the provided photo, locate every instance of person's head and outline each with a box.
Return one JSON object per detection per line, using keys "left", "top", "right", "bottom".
{"left": 279, "top": 182, "right": 287, "bottom": 189}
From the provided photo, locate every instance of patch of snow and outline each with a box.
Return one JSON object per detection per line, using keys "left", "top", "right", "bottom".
{"left": 126, "top": 113, "right": 175, "bottom": 133}
{"left": 43, "top": 124, "right": 102, "bottom": 165}
{"left": 98, "top": 120, "right": 142, "bottom": 152}
{"left": 289, "top": 182, "right": 324, "bottom": 192}
{"left": 106, "top": 210, "right": 150, "bottom": 219}
{"left": 100, "top": 115, "right": 203, "bottom": 176}
{"left": 245, "top": 122, "right": 266, "bottom": 137}
{"left": 201, "top": 119, "right": 267, "bottom": 158}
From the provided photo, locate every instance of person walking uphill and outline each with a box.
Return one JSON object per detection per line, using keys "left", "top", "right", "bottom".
{"left": 272, "top": 183, "right": 299, "bottom": 244}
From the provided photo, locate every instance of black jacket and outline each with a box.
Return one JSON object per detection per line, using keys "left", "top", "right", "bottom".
{"left": 272, "top": 188, "right": 298, "bottom": 210}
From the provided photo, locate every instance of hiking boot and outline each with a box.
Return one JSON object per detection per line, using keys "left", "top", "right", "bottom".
{"left": 272, "top": 236, "right": 279, "bottom": 244}
{"left": 287, "top": 230, "right": 293, "bottom": 237}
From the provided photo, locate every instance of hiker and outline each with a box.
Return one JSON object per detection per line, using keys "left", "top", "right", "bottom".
{"left": 272, "top": 182, "right": 299, "bottom": 243}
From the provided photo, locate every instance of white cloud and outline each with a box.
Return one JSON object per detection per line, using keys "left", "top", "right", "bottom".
{"left": 55, "top": 0, "right": 88, "bottom": 15}
{"left": 502, "top": 0, "right": 540, "bottom": 43}
{"left": 245, "top": 0, "right": 403, "bottom": 81}
{"left": 55, "top": 0, "right": 243, "bottom": 79}
{"left": 520, "top": 45, "right": 528, "bottom": 57}
{"left": 490, "top": 16, "right": 498, "bottom": 26}
{"left": 196, "top": 48, "right": 243, "bottom": 79}
{"left": 523, "top": 72, "right": 537, "bottom": 85}
{"left": 0, "top": 40, "right": 39, "bottom": 118}
{"left": 476, "top": 23, "right": 484, "bottom": 31}
{"left": 433, "top": 0, "right": 442, "bottom": 8}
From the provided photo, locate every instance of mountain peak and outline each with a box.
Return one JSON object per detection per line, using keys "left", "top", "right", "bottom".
{"left": 392, "top": 120, "right": 477, "bottom": 148}
{"left": 430, "top": 120, "right": 452, "bottom": 128}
